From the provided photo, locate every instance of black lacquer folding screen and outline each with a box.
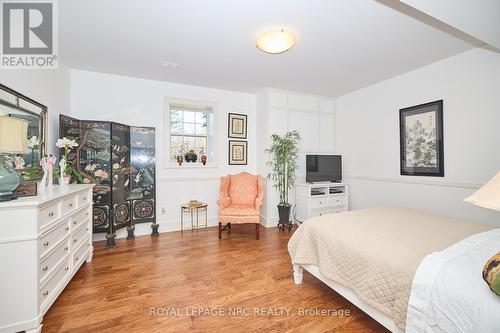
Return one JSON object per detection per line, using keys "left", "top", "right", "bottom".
{"left": 59, "top": 115, "right": 157, "bottom": 248}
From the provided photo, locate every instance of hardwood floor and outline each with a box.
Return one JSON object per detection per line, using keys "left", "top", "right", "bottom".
{"left": 42, "top": 225, "right": 389, "bottom": 333}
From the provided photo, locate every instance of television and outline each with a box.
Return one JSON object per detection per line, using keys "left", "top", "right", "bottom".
{"left": 306, "top": 155, "right": 342, "bottom": 183}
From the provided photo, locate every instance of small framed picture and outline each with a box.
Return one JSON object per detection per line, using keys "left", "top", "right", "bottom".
{"left": 14, "top": 181, "right": 37, "bottom": 197}
{"left": 228, "top": 113, "right": 247, "bottom": 139}
{"left": 228, "top": 140, "right": 247, "bottom": 165}
{"left": 400, "top": 100, "right": 444, "bottom": 177}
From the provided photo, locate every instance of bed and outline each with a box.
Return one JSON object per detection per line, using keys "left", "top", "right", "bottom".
{"left": 288, "top": 207, "right": 500, "bottom": 332}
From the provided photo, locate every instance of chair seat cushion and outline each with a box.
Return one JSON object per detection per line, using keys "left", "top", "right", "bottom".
{"left": 220, "top": 204, "right": 259, "bottom": 216}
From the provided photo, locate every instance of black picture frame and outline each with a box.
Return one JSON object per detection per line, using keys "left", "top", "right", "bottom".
{"left": 228, "top": 113, "right": 247, "bottom": 139}
{"left": 228, "top": 140, "right": 247, "bottom": 165}
{"left": 400, "top": 100, "right": 444, "bottom": 177}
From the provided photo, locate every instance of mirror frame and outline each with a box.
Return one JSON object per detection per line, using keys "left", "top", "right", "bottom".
{"left": 0, "top": 83, "right": 48, "bottom": 176}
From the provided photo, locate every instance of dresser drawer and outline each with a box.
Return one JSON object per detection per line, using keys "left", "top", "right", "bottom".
{"left": 39, "top": 259, "right": 70, "bottom": 310}
{"left": 329, "top": 196, "right": 347, "bottom": 207}
{"left": 311, "top": 197, "right": 329, "bottom": 209}
{"left": 73, "top": 241, "right": 90, "bottom": 270}
{"left": 330, "top": 206, "right": 347, "bottom": 214}
{"left": 77, "top": 190, "right": 91, "bottom": 207}
{"left": 71, "top": 223, "right": 90, "bottom": 249}
{"left": 39, "top": 238, "right": 70, "bottom": 283}
{"left": 39, "top": 202, "right": 61, "bottom": 229}
{"left": 40, "top": 220, "right": 71, "bottom": 258}
{"left": 71, "top": 208, "right": 91, "bottom": 231}
{"left": 311, "top": 208, "right": 329, "bottom": 217}
{"left": 62, "top": 195, "right": 77, "bottom": 216}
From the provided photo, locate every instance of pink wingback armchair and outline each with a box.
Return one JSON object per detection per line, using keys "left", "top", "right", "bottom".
{"left": 218, "top": 172, "right": 264, "bottom": 239}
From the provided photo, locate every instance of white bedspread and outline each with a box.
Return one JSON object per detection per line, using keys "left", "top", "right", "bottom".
{"left": 406, "top": 228, "right": 500, "bottom": 333}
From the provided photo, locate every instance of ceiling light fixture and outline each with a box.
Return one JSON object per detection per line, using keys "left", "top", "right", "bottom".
{"left": 256, "top": 29, "right": 296, "bottom": 54}
{"left": 160, "top": 61, "right": 179, "bottom": 68}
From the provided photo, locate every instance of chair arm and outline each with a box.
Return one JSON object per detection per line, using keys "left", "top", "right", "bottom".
{"left": 218, "top": 196, "right": 230, "bottom": 209}
{"left": 255, "top": 175, "right": 264, "bottom": 210}
{"left": 255, "top": 196, "right": 263, "bottom": 210}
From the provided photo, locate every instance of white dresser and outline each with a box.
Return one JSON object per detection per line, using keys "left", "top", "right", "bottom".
{"left": 0, "top": 184, "right": 94, "bottom": 333}
{"left": 295, "top": 182, "right": 349, "bottom": 223}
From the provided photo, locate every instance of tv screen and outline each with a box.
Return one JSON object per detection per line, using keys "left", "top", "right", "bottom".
{"left": 306, "top": 155, "right": 342, "bottom": 182}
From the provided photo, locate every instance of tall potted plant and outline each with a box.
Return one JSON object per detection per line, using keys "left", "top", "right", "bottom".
{"left": 266, "top": 130, "right": 301, "bottom": 230}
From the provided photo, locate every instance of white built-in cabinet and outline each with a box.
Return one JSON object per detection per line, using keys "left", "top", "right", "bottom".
{"left": 256, "top": 88, "right": 337, "bottom": 227}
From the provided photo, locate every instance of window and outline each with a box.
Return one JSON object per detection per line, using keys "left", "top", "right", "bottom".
{"left": 167, "top": 101, "right": 215, "bottom": 164}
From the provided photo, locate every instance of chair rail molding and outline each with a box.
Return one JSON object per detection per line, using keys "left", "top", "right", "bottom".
{"left": 343, "top": 175, "right": 483, "bottom": 189}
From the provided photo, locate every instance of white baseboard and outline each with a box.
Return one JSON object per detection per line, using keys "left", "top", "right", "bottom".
{"left": 92, "top": 217, "right": 219, "bottom": 242}
{"left": 92, "top": 215, "right": 276, "bottom": 242}
{"left": 260, "top": 214, "right": 278, "bottom": 228}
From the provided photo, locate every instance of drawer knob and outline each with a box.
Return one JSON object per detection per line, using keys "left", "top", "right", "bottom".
{"left": 42, "top": 266, "right": 48, "bottom": 271}
{"left": 69, "top": 203, "right": 73, "bottom": 207}
{"left": 43, "top": 291, "right": 48, "bottom": 296}
{"left": 73, "top": 239, "right": 78, "bottom": 243}
{"left": 73, "top": 221, "right": 77, "bottom": 225}
{"left": 74, "top": 257, "right": 79, "bottom": 262}
{"left": 65, "top": 227, "right": 70, "bottom": 231}
{"left": 83, "top": 196, "right": 87, "bottom": 200}
{"left": 48, "top": 212, "right": 54, "bottom": 217}
{"left": 86, "top": 212, "right": 89, "bottom": 216}
{"left": 65, "top": 267, "right": 69, "bottom": 271}
{"left": 64, "top": 246, "right": 69, "bottom": 251}
{"left": 43, "top": 241, "right": 49, "bottom": 247}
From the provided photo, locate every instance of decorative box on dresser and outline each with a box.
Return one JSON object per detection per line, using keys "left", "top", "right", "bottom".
{"left": 295, "top": 182, "right": 349, "bottom": 223}
{"left": 0, "top": 184, "right": 94, "bottom": 333}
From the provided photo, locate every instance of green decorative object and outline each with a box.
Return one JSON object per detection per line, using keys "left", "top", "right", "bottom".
{"left": 483, "top": 252, "right": 500, "bottom": 296}
{"left": 266, "top": 130, "right": 301, "bottom": 231}
{"left": 0, "top": 156, "right": 22, "bottom": 201}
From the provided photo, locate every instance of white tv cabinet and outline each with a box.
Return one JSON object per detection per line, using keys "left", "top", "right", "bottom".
{"left": 295, "top": 182, "right": 349, "bottom": 223}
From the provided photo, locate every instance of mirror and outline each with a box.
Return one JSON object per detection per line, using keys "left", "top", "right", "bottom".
{"left": 0, "top": 84, "right": 48, "bottom": 180}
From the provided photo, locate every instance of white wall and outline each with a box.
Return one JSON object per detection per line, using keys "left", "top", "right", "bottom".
{"left": 69, "top": 69, "right": 256, "bottom": 239}
{"left": 256, "top": 88, "right": 336, "bottom": 227}
{"left": 1, "top": 67, "right": 71, "bottom": 153}
{"left": 336, "top": 48, "right": 500, "bottom": 226}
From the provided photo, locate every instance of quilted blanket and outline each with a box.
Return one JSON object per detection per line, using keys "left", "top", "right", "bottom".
{"left": 288, "top": 207, "right": 493, "bottom": 330}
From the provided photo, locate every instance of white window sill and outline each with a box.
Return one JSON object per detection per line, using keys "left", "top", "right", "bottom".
{"left": 164, "top": 162, "right": 218, "bottom": 169}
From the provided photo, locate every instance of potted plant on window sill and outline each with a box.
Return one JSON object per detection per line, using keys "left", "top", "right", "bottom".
{"left": 266, "top": 130, "right": 301, "bottom": 232}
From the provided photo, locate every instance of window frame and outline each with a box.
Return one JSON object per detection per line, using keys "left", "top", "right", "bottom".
{"left": 164, "top": 97, "right": 218, "bottom": 169}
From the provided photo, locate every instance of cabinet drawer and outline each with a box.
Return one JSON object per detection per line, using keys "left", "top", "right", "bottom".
{"left": 39, "top": 259, "right": 70, "bottom": 310}
{"left": 39, "top": 238, "right": 69, "bottom": 283}
{"left": 71, "top": 223, "right": 90, "bottom": 249}
{"left": 73, "top": 241, "right": 90, "bottom": 269}
{"left": 39, "top": 220, "right": 71, "bottom": 258}
{"left": 77, "top": 190, "right": 91, "bottom": 207}
{"left": 329, "top": 196, "right": 347, "bottom": 206}
{"left": 330, "top": 206, "right": 347, "bottom": 214}
{"left": 71, "top": 208, "right": 90, "bottom": 231}
{"left": 39, "top": 202, "right": 61, "bottom": 229}
{"left": 62, "top": 195, "right": 77, "bottom": 215}
{"left": 311, "top": 197, "right": 328, "bottom": 209}
{"left": 311, "top": 208, "right": 329, "bottom": 217}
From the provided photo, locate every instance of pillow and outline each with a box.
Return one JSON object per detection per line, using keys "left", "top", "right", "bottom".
{"left": 483, "top": 252, "right": 500, "bottom": 296}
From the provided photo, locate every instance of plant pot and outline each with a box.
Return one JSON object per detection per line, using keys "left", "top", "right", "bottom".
{"left": 277, "top": 203, "right": 291, "bottom": 225}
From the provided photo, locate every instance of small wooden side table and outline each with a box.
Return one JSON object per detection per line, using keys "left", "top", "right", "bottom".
{"left": 181, "top": 203, "right": 208, "bottom": 233}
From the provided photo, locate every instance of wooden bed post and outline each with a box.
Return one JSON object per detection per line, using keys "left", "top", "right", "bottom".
{"left": 293, "top": 264, "right": 303, "bottom": 285}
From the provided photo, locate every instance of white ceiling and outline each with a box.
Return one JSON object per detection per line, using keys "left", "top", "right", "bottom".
{"left": 59, "top": 0, "right": 474, "bottom": 97}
